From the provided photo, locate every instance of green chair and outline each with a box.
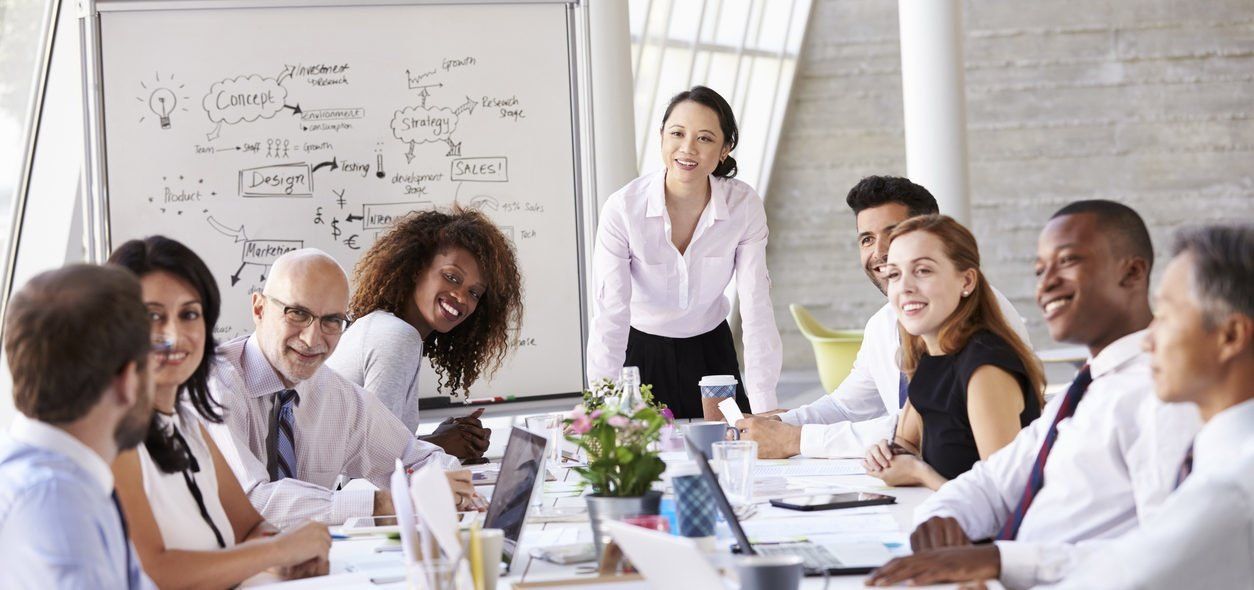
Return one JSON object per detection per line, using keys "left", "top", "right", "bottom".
{"left": 790, "top": 304, "right": 864, "bottom": 393}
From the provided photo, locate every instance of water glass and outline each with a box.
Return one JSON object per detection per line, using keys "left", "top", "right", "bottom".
{"left": 711, "top": 440, "right": 756, "bottom": 507}
{"left": 523, "top": 413, "right": 564, "bottom": 515}
{"left": 524, "top": 412, "right": 564, "bottom": 465}
{"left": 407, "top": 558, "right": 458, "bottom": 590}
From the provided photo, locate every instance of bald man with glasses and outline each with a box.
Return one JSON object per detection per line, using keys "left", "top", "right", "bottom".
{"left": 205, "top": 249, "right": 475, "bottom": 529}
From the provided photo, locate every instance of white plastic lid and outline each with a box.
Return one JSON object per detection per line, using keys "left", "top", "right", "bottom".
{"left": 666, "top": 461, "right": 701, "bottom": 478}
{"left": 698, "top": 375, "right": 738, "bottom": 387}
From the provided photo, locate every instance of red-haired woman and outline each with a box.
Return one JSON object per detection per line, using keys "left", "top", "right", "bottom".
{"left": 864, "top": 215, "right": 1044, "bottom": 490}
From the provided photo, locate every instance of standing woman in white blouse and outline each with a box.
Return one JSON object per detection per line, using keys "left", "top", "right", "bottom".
{"left": 109, "top": 236, "right": 331, "bottom": 589}
{"left": 587, "top": 85, "right": 783, "bottom": 418}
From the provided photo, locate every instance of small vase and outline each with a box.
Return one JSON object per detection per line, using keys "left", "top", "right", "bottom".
{"left": 584, "top": 490, "right": 663, "bottom": 557}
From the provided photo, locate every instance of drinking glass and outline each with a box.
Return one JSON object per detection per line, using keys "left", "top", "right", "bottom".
{"left": 523, "top": 412, "right": 566, "bottom": 516}
{"left": 711, "top": 440, "right": 757, "bottom": 507}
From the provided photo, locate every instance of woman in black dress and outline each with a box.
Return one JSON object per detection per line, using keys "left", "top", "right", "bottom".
{"left": 863, "top": 215, "right": 1044, "bottom": 489}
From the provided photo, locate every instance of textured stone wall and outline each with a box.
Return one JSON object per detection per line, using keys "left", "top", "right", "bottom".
{"left": 766, "top": 0, "right": 1254, "bottom": 373}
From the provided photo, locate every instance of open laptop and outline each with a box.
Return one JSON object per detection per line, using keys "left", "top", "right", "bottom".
{"left": 481, "top": 426, "right": 547, "bottom": 572}
{"left": 684, "top": 435, "right": 892, "bottom": 576}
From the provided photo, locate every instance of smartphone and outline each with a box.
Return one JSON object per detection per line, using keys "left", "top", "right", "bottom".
{"left": 769, "top": 492, "right": 896, "bottom": 511}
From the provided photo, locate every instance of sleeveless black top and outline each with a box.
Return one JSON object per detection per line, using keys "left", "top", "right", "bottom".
{"left": 908, "top": 330, "right": 1039, "bottom": 480}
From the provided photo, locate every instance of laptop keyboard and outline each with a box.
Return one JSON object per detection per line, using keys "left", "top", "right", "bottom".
{"left": 757, "top": 542, "right": 842, "bottom": 571}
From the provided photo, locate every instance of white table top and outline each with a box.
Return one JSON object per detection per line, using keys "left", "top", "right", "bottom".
{"left": 244, "top": 454, "right": 988, "bottom": 589}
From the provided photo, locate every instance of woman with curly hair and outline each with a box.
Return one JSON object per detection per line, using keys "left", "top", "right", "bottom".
{"left": 327, "top": 206, "right": 523, "bottom": 462}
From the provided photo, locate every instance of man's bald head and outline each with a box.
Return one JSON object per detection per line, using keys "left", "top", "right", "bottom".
{"left": 264, "top": 248, "right": 349, "bottom": 302}
{"left": 252, "top": 248, "right": 351, "bottom": 386}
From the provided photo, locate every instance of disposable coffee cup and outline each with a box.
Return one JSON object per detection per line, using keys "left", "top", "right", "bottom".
{"left": 735, "top": 554, "right": 804, "bottom": 590}
{"left": 699, "top": 375, "right": 739, "bottom": 422}
{"left": 698, "top": 375, "right": 738, "bottom": 399}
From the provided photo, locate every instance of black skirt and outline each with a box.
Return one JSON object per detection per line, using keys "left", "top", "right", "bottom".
{"left": 624, "top": 321, "right": 751, "bottom": 419}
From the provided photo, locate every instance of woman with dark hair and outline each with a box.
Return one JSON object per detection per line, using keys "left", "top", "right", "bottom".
{"left": 109, "top": 236, "right": 331, "bottom": 588}
{"left": 327, "top": 205, "right": 523, "bottom": 461}
{"left": 586, "top": 85, "right": 782, "bottom": 419}
{"left": 863, "top": 215, "right": 1044, "bottom": 489}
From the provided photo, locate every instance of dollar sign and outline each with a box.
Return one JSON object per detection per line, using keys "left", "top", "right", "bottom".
{"left": 331, "top": 219, "right": 342, "bottom": 240}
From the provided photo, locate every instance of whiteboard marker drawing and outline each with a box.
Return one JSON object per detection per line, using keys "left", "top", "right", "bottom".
{"left": 137, "top": 72, "right": 188, "bottom": 129}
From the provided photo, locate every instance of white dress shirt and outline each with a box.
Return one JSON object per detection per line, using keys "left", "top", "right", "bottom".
{"left": 205, "top": 335, "right": 457, "bottom": 529}
{"left": 780, "top": 287, "right": 1029, "bottom": 458}
{"left": 586, "top": 170, "right": 783, "bottom": 412}
{"left": 912, "top": 330, "right": 1202, "bottom": 589}
{"left": 136, "top": 405, "right": 235, "bottom": 551}
{"left": 1041, "top": 398, "right": 1254, "bottom": 590}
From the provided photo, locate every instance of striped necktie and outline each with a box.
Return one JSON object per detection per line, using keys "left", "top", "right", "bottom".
{"left": 1175, "top": 444, "right": 1194, "bottom": 489}
{"left": 997, "top": 365, "right": 1093, "bottom": 541}
{"left": 273, "top": 389, "right": 300, "bottom": 481}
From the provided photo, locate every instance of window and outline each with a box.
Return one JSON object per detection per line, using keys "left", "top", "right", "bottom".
{"left": 0, "top": 0, "right": 54, "bottom": 271}
{"left": 629, "top": 0, "right": 812, "bottom": 195}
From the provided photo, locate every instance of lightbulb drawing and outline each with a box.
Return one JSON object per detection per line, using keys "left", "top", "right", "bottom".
{"left": 137, "top": 73, "right": 187, "bottom": 129}
{"left": 149, "top": 88, "right": 177, "bottom": 129}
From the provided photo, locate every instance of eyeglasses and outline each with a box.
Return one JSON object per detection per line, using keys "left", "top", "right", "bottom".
{"left": 263, "top": 294, "right": 351, "bottom": 335}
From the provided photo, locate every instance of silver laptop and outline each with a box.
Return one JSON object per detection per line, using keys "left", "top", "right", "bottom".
{"left": 684, "top": 435, "right": 892, "bottom": 576}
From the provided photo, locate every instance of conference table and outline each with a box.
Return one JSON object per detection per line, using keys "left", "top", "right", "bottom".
{"left": 244, "top": 443, "right": 990, "bottom": 589}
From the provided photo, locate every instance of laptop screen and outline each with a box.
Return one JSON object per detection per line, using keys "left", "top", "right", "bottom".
{"left": 683, "top": 435, "right": 758, "bottom": 556}
{"left": 484, "top": 427, "right": 547, "bottom": 566}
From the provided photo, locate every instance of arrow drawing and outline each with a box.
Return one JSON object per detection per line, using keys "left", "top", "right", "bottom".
{"left": 346, "top": 213, "right": 364, "bottom": 222}
{"left": 230, "top": 261, "right": 247, "bottom": 287}
{"left": 453, "top": 96, "right": 478, "bottom": 117}
{"left": 312, "top": 158, "right": 339, "bottom": 174}
{"left": 283, "top": 103, "right": 303, "bottom": 116}
{"left": 208, "top": 216, "right": 248, "bottom": 242}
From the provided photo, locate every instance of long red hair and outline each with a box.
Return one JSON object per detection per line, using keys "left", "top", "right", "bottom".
{"left": 889, "top": 215, "right": 1044, "bottom": 406}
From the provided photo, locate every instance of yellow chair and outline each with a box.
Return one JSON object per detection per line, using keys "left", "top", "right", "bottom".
{"left": 790, "top": 304, "right": 864, "bottom": 393}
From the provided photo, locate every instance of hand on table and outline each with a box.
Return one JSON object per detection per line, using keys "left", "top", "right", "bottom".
{"left": 280, "top": 555, "right": 330, "bottom": 580}
{"left": 269, "top": 520, "right": 331, "bottom": 573}
{"left": 865, "top": 544, "right": 999, "bottom": 587}
{"left": 444, "top": 469, "right": 486, "bottom": 511}
{"left": 910, "top": 516, "right": 973, "bottom": 551}
{"left": 421, "top": 408, "right": 491, "bottom": 460}
{"left": 734, "top": 416, "right": 802, "bottom": 459}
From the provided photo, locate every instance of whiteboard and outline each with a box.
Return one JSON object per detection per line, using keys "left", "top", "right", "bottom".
{"left": 85, "top": 0, "right": 590, "bottom": 403}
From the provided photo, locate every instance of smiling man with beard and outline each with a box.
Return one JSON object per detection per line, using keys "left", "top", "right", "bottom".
{"left": 736, "top": 176, "right": 1030, "bottom": 459}
{"left": 0, "top": 264, "right": 156, "bottom": 589}
{"left": 865, "top": 200, "right": 1202, "bottom": 589}
{"left": 204, "top": 249, "right": 476, "bottom": 530}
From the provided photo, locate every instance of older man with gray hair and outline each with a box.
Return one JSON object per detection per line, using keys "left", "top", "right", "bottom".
{"left": 206, "top": 249, "right": 474, "bottom": 529}
{"left": 1040, "top": 223, "right": 1254, "bottom": 589}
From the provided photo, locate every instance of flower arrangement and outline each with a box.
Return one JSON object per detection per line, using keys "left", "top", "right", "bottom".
{"left": 564, "top": 379, "right": 673, "bottom": 497}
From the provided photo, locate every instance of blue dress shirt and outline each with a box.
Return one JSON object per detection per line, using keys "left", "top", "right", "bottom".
{"left": 0, "top": 416, "right": 151, "bottom": 589}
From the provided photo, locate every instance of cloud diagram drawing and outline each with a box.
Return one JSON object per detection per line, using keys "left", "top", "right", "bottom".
{"left": 204, "top": 75, "right": 289, "bottom": 125}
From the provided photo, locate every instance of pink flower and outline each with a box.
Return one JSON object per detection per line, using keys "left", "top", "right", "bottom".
{"left": 608, "top": 415, "right": 630, "bottom": 428}
{"left": 568, "top": 412, "right": 593, "bottom": 435}
{"left": 661, "top": 407, "right": 675, "bottom": 423}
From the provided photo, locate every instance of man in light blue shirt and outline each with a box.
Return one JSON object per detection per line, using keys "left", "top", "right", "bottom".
{"left": 0, "top": 264, "right": 157, "bottom": 589}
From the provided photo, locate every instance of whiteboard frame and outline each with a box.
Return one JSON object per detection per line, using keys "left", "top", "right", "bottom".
{"left": 79, "top": 0, "right": 596, "bottom": 404}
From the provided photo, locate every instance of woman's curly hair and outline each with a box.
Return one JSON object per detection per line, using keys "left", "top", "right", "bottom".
{"left": 349, "top": 206, "right": 523, "bottom": 395}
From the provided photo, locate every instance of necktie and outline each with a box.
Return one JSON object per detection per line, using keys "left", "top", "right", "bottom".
{"left": 170, "top": 426, "right": 227, "bottom": 548}
{"left": 111, "top": 491, "right": 138, "bottom": 589}
{"left": 273, "top": 389, "right": 300, "bottom": 481}
{"left": 997, "top": 365, "right": 1093, "bottom": 541}
{"left": 1175, "top": 444, "right": 1194, "bottom": 489}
